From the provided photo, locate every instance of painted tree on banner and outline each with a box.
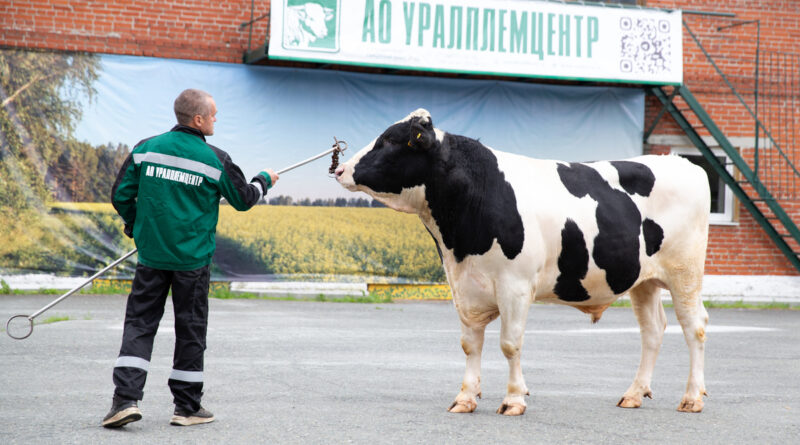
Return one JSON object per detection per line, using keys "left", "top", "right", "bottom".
{"left": 0, "top": 50, "right": 132, "bottom": 274}
{"left": 0, "top": 49, "right": 126, "bottom": 207}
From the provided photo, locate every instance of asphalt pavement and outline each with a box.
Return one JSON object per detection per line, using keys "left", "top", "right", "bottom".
{"left": 1, "top": 294, "right": 798, "bottom": 444}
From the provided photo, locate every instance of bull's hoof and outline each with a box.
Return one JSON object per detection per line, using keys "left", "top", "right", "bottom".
{"left": 677, "top": 397, "right": 704, "bottom": 413}
{"left": 496, "top": 403, "right": 526, "bottom": 416}
{"left": 616, "top": 390, "right": 652, "bottom": 409}
{"left": 616, "top": 396, "right": 641, "bottom": 409}
{"left": 448, "top": 399, "right": 477, "bottom": 413}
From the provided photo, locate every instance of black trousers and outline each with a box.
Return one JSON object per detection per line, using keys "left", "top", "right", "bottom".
{"left": 112, "top": 263, "right": 210, "bottom": 412}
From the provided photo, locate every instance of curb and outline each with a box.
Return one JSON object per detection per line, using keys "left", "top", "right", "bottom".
{"left": 230, "top": 281, "right": 367, "bottom": 296}
{"left": 1, "top": 274, "right": 798, "bottom": 304}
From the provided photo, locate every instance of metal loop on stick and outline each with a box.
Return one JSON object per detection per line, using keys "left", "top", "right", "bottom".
{"left": 6, "top": 315, "right": 34, "bottom": 340}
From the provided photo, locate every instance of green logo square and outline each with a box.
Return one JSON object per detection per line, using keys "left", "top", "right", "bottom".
{"left": 282, "top": 0, "right": 340, "bottom": 52}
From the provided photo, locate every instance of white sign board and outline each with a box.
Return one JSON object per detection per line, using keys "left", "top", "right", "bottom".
{"left": 268, "top": 0, "right": 683, "bottom": 85}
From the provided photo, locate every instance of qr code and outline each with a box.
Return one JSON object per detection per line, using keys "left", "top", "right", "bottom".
{"left": 619, "top": 17, "right": 672, "bottom": 75}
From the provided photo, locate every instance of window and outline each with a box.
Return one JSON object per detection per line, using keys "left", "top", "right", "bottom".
{"left": 671, "top": 147, "right": 736, "bottom": 224}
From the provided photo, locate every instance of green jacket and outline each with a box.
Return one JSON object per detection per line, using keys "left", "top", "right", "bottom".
{"left": 111, "top": 125, "right": 271, "bottom": 270}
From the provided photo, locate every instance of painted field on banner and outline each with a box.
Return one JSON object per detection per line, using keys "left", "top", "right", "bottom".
{"left": 269, "top": 0, "right": 682, "bottom": 84}
{"left": 0, "top": 203, "right": 444, "bottom": 283}
{"left": 214, "top": 205, "right": 444, "bottom": 282}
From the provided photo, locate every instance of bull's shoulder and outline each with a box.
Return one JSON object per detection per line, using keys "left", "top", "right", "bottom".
{"left": 426, "top": 134, "right": 525, "bottom": 262}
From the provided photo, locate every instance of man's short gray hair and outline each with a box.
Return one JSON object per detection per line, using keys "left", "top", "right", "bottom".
{"left": 174, "top": 89, "right": 213, "bottom": 125}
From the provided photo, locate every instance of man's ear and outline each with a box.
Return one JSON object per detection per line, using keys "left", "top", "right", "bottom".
{"left": 407, "top": 117, "right": 435, "bottom": 150}
{"left": 192, "top": 114, "right": 204, "bottom": 128}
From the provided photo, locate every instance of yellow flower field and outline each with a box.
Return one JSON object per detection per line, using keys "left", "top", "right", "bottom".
{"left": 216, "top": 205, "right": 445, "bottom": 282}
{"left": 0, "top": 203, "right": 445, "bottom": 282}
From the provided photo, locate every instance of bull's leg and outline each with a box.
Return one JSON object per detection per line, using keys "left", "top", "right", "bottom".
{"left": 448, "top": 321, "right": 489, "bottom": 413}
{"left": 671, "top": 282, "right": 709, "bottom": 413}
{"left": 496, "top": 290, "right": 532, "bottom": 416}
{"left": 618, "top": 280, "right": 666, "bottom": 409}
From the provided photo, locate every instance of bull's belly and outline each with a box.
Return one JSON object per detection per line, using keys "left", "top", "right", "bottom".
{"left": 532, "top": 270, "right": 623, "bottom": 323}
{"left": 534, "top": 264, "right": 664, "bottom": 307}
{"left": 534, "top": 285, "right": 617, "bottom": 306}
{"left": 441, "top": 240, "right": 664, "bottom": 323}
{"left": 447, "top": 265, "right": 622, "bottom": 326}
{"left": 534, "top": 289, "right": 617, "bottom": 306}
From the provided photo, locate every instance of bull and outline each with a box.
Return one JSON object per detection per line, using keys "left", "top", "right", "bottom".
{"left": 335, "top": 109, "right": 710, "bottom": 415}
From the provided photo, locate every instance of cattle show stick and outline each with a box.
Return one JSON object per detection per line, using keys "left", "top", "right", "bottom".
{"left": 6, "top": 248, "right": 139, "bottom": 340}
{"left": 277, "top": 137, "right": 347, "bottom": 175}
{"left": 6, "top": 138, "right": 347, "bottom": 340}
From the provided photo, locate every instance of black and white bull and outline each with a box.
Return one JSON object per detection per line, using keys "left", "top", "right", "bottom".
{"left": 335, "top": 109, "right": 710, "bottom": 415}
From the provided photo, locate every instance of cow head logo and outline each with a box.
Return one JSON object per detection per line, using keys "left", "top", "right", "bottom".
{"left": 282, "top": 0, "right": 339, "bottom": 52}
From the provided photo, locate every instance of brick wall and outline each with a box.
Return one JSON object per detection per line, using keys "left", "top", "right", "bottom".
{"left": 0, "top": 0, "right": 270, "bottom": 62}
{"left": 647, "top": 1, "right": 799, "bottom": 275}
{"left": 1, "top": 0, "right": 797, "bottom": 275}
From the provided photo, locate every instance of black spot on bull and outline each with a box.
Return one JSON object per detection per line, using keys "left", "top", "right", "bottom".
{"left": 352, "top": 116, "right": 524, "bottom": 263}
{"left": 554, "top": 219, "right": 590, "bottom": 302}
{"left": 642, "top": 218, "right": 664, "bottom": 256}
{"left": 611, "top": 161, "right": 656, "bottom": 196}
{"left": 556, "top": 161, "right": 662, "bottom": 296}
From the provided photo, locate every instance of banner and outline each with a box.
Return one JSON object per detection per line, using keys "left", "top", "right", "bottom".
{"left": 0, "top": 49, "right": 643, "bottom": 284}
{"left": 269, "top": 0, "right": 683, "bottom": 84}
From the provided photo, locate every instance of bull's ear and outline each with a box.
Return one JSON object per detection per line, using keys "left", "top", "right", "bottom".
{"left": 407, "top": 117, "right": 435, "bottom": 150}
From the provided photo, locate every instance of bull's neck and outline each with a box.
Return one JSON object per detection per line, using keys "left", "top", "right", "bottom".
{"left": 423, "top": 134, "right": 495, "bottom": 212}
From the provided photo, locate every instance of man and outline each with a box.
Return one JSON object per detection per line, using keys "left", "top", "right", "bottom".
{"left": 103, "top": 89, "right": 278, "bottom": 428}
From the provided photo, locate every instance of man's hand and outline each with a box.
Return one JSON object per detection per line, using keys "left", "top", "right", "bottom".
{"left": 123, "top": 224, "right": 133, "bottom": 239}
{"left": 264, "top": 169, "right": 279, "bottom": 188}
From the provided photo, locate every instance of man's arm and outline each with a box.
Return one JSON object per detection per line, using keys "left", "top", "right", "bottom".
{"left": 212, "top": 147, "right": 275, "bottom": 211}
{"left": 110, "top": 153, "right": 139, "bottom": 231}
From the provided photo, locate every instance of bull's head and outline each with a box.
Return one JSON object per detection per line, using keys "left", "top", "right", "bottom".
{"left": 335, "top": 109, "right": 440, "bottom": 213}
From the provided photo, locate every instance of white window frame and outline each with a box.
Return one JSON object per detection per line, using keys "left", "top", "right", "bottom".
{"left": 670, "top": 146, "right": 736, "bottom": 225}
